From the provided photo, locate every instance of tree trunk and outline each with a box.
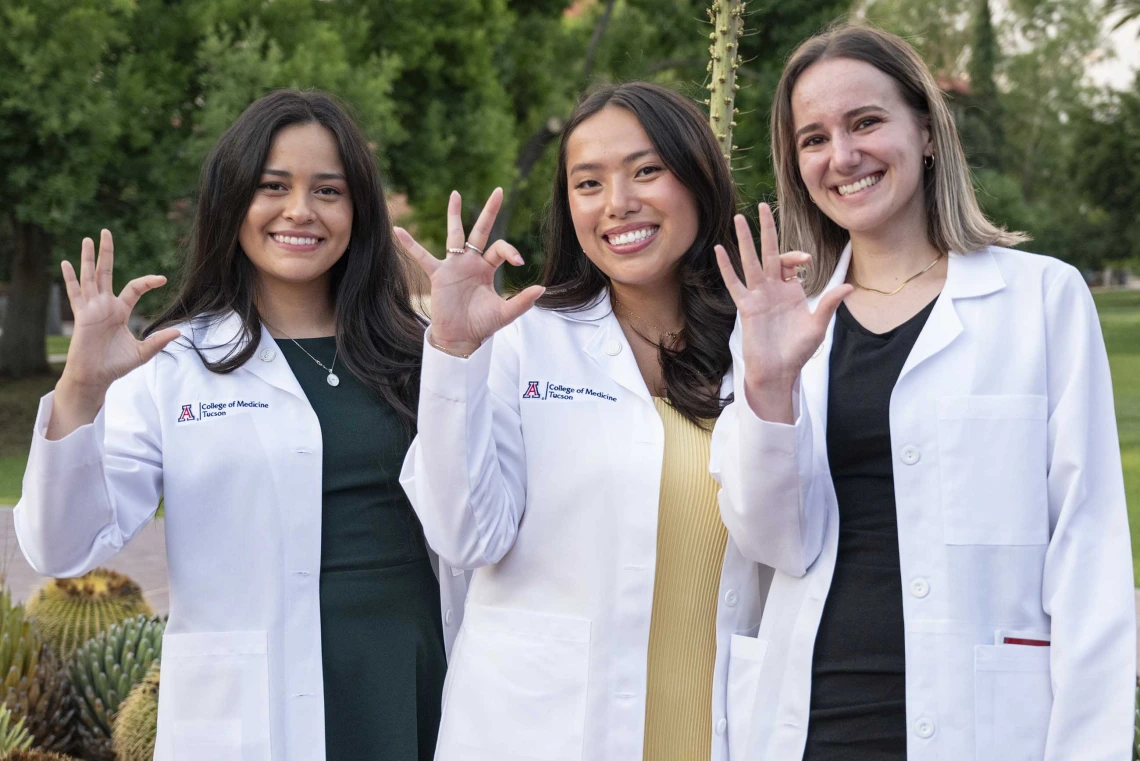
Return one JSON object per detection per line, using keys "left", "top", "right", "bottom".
{"left": 0, "top": 218, "right": 52, "bottom": 378}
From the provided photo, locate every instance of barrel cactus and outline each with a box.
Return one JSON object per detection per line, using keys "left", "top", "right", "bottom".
{"left": 69, "top": 615, "right": 164, "bottom": 761}
{"left": 26, "top": 569, "right": 153, "bottom": 660}
{"left": 0, "top": 589, "right": 74, "bottom": 751}
{"left": 0, "top": 703, "right": 32, "bottom": 754}
{"left": 111, "top": 660, "right": 159, "bottom": 761}
{"left": 3, "top": 750, "right": 80, "bottom": 761}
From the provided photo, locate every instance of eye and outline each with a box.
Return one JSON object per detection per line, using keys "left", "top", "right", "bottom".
{"left": 315, "top": 187, "right": 343, "bottom": 196}
{"left": 574, "top": 179, "right": 601, "bottom": 190}
{"left": 635, "top": 165, "right": 662, "bottom": 178}
{"left": 259, "top": 182, "right": 287, "bottom": 192}
{"left": 799, "top": 135, "right": 824, "bottom": 149}
{"left": 855, "top": 116, "right": 882, "bottom": 130}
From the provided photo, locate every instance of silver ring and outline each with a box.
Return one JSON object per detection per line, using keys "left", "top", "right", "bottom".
{"left": 446, "top": 247, "right": 465, "bottom": 255}
{"left": 463, "top": 241, "right": 485, "bottom": 255}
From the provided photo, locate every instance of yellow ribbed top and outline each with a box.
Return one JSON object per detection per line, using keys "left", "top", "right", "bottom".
{"left": 642, "top": 398, "right": 728, "bottom": 761}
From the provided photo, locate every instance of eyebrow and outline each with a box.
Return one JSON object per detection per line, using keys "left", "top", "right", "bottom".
{"left": 569, "top": 149, "right": 657, "bottom": 176}
{"left": 794, "top": 105, "right": 886, "bottom": 140}
{"left": 262, "top": 168, "right": 347, "bottom": 181}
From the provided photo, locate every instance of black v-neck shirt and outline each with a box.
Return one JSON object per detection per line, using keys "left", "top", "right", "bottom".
{"left": 802, "top": 296, "right": 937, "bottom": 761}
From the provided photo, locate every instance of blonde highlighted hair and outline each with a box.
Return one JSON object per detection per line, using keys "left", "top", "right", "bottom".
{"left": 770, "top": 24, "right": 1027, "bottom": 295}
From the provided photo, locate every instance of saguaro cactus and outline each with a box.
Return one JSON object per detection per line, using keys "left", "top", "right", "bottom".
{"left": 706, "top": 0, "right": 746, "bottom": 163}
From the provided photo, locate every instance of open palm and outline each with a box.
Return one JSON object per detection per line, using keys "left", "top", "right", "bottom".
{"left": 60, "top": 230, "right": 181, "bottom": 392}
{"left": 396, "top": 188, "right": 544, "bottom": 355}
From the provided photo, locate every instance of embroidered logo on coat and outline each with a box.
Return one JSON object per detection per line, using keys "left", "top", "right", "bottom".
{"left": 177, "top": 405, "right": 196, "bottom": 423}
{"left": 522, "top": 381, "right": 542, "bottom": 399}
{"left": 519, "top": 381, "right": 617, "bottom": 402}
{"left": 176, "top": 399, "right": 270, "bottom": 423}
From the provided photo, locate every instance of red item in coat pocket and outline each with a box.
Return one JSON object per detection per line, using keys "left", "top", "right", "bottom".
{"left": 1002, "top": 636, "right": 1050, "bottom": 646}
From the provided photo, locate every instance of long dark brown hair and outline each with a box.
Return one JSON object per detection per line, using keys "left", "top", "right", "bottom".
{"left": 145, "top": 89, "right": 424, "bottom": 427}
{"left": 539, "top": 82, "right": 741, "bottom": 423}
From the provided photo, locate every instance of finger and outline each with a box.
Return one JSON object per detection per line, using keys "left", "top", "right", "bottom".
{"left": 137, "top": 327, "right": 183, "bottom": 366}
{"left": 758, "top": 203, "right": 781, "bottom": 277}
{"left": 394, "top": 227, "right": 441, "bottom": 277}
{"left": 715, "top": 244, "right": 749, "bottom": 303}
{"left": 79, "top": 237, "right": 97, "bottom": 298}
{"left": 499, "top": 285, "right": 545, "bottom": 325}
{"left": 483, "top": 238, "right": 524, "bottom": 269}
{"left": 734, "top": 214, "right": 763, "bottom": 287}
{"left": 61, "top": 260, "right": 83, "bottom": 309}
{"left": 813, "top": 283, "right": 854, "bottom": 331}
{"left": 780, "top": 251, "right": 811, "bottom": 282}
{"left": 467, "top": 187, "right": 503, "bottom": 251}
{"left": 445, "top": 191, "right": 466, "bottom": 254}
{"left": 96, "top": 229, "right": 115, "bottom": 293}
{"left": 119, "top": 274, "right": 169, "bottom": 312}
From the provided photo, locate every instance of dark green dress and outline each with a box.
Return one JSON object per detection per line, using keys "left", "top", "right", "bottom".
{"left": 278, "top": 337, "right": 446, "bottom": 761}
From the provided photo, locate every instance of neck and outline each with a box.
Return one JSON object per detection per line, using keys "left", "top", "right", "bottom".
{"left": 847, "top": 202, "right": 942, "bottom": 288}
{"left": 256, "top": 276, "right": 336, "bottom": 339}
{"left": 610, "top": 277, "right": 683, "bottom": 333}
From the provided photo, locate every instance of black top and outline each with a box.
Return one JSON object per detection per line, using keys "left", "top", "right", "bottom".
{"left": 277, "top": 338, "right": 446, "bottom": 761}
{"left": 802, "top": 297, "right": 937, "bottom": 761}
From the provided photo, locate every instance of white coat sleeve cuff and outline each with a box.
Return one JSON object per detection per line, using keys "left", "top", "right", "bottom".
{"left": 421, "top": 329, "right": 494, "bottom": 403}
{"left": 735, "top": 379, "right": 806, "bottom": 460}
{"left": 27, "top": 391, "right": 108, "bottom": 470}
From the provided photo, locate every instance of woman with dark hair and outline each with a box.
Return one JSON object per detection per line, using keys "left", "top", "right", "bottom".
{"left": 710, "top": 24, "right": 1133, "bottom": 761}
{"left": 397, "top": 82, "right": 799, "bottom": 761}
{"left": 15, "top": 89, "right": 463, "bottom": 761}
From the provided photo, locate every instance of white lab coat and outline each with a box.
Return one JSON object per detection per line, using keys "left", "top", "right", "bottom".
{"left": 400, "top": 294, "right": 773, "bottom": 761}
{"left": 710, "top": 245, "right": 1135, "bottom": 761}
{"left": 15, "top": 311, "right": 467, "bottom": 761}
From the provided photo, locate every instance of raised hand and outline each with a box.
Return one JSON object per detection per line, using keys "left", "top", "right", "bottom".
{"left": 395, "top": 188, "right": 545, "bottom": 356}
{"left": 48, "top": 230, "right": 181, "bottom": 439}
{"left": 714, "top": 203, "right": 852, "bottom": 423}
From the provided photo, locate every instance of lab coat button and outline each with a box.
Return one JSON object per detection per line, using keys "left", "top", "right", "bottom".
{"left": 715, "top": 718, "right": 727, "bottom": 735}
{"left": 259, "top": 348, "right": 277, "bottom": 362}
{"left": 910, "top": 578, "right": 930, "bottom": 598}
{"left": 914, "top": 718, "right": 935, "bottom": 739}
{"left": 724, "top": 590, "right": 739, "bottom": 607}
{"left": 900, "top": 445, "right": 920, "bottom": 465}
{"left": 604, "top": 340, "right": 622, "bottom": 356}
{"left": 444, "top": 609, "right": 453, "bottom": 626}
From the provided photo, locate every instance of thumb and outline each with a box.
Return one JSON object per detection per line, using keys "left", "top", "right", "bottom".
{"left": 137, "top": 328, "right": 183, "bottom": 365}
{"left": 813, "top": 284, "right": 853, "bottom": 332}
{"left": 499, "top": 285, "right": 546, "bottom": 326}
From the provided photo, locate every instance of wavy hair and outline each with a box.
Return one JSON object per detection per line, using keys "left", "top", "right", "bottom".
{"left": 145, "top": 89, "right": 424, "bottom": 428}
{"left": 771, "top": 24, "right": 1027, "bottom": 295}
{"left": 538, "top": 82, "right": 742, "bottom": 424}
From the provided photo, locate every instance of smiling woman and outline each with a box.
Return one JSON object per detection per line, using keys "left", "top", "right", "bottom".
{"left": 14, "top": 90, "right": 460, "bottom": 761}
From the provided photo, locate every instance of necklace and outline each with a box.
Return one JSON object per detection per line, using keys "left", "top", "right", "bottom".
{"left": 851, "top": 253, "right": 944, "bottom": 296}
{"left": 611, "top": 296, "right": 682, "bottom": 344}
{"left": 266, "top": 322, "right": 340, "bottom": 387}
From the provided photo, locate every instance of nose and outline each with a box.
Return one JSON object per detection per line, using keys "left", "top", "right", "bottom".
{"left": 282, "top": 189, "right": 315, "bottom": 224}
{"left": 603, "top": 177, "right": 641, "bottom": 218}
{"left": 830, "top": 132, "right": 862, "bottom": 172}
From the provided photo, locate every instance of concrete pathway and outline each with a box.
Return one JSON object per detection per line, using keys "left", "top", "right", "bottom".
{"left": 0, "top": 508, "right": 168, "bottom": 615}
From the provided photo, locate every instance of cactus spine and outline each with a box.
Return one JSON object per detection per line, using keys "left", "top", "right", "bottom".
{"left": 3, "top": 751, "right": 80, "bottom": 761}
{"left": 706, "top": 0, "right": 746, "bottom": 163}
{"left": 69, "top": 615, "right": 165, "bottom": 761}
{"left": 111, "top": 660, "right": 159, "bottom": 761}
{"left": 0, "top": 589, "right": 74, "bottom": 752}
{"left": 26, "top": 569, "right": 153, "bottom": 660}
{"left": 0, "top": 703, "right": 32, "bottom": 754}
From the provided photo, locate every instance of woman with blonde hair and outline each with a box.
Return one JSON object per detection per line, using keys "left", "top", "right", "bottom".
{"left": 710, "top": 24, "right": 1134, "bottom": 761}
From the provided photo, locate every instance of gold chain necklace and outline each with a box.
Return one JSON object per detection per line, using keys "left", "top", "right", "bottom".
{"left": 851, "top": 253, "right": 944, "bottom": 296}
{"left": 611, "top": 297, "right": 682, "bottom": 344}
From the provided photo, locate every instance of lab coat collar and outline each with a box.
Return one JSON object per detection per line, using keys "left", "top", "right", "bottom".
{"left": 186, "top": 311, "right": 306, "bottom": 402}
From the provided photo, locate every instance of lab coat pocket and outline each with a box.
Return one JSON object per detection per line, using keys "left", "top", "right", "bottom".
{"left": 726, "top": 633, "right": 767, "bottom": 760}
{"left": 974, "top": 644, "right": 1052, "bottom": 761}
{"left": 938, "top": 395, "right": 1049, "bottom": 545}
{"left": 437, "top": 604, "right": 591, "bottom": 761}
{"left": 160, "top": 631, "right": 271, "bottom": 761}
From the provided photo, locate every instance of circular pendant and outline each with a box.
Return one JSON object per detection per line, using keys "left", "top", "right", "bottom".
{"left": 326, "top": 372, "right": 340, "bottom": 387}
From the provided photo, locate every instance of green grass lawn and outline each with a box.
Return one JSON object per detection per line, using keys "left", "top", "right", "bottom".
{"left": 5, "top": 301, "right": 1140, "bottom": 579}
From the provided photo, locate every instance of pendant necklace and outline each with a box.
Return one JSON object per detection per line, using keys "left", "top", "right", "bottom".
{"left": 611, "top": 296, "right": 682, "bottom": 345}
{"left": 265, "top": 321, "right": 340, "bottom": 386}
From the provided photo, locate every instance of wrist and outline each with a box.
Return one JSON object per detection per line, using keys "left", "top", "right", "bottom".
{"left": 428, "top": 333, "right": 481, "bottom": 359}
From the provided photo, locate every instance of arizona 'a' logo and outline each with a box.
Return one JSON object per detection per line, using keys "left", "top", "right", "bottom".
{"left": 177, "top": 404, "right": 196, "bottom": 423}
{"left": 522, "top": 381, "right": 542, "bottom": 399}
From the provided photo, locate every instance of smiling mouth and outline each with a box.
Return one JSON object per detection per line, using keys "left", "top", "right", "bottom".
{"left": 603, "top": 225, "right": 659, "bottom": 247}
{"left": 835, "top": 172, "right": 884, "bottom": 197}
{"left": 270, "top": 233, "right": 323, "bottom": 246}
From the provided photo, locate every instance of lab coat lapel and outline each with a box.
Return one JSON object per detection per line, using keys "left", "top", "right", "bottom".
{"left": 193, "top": 312, "right": 307, "bottom": 402}
{"left": 898, "top": 248, "right": 1005, "bottom": 383}
{"left": 572, "top": 293, "right": 655, "bottom": 405}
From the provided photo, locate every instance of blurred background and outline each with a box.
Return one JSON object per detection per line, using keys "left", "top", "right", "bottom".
{"left": 0, "top": 0, "right": 1137, "bottom": 575}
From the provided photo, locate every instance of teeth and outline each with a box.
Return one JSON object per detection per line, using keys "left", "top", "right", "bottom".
{"left": 837, "top": 173, "right": 882, "bottom": 197}
{"left": 272, "top": 234, "right": 319, "bottom": 246}
{"left": 608, "top": 227, "right": 657, "bottom": 246}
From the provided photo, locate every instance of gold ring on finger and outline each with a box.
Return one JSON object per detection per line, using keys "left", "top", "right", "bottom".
{"left": 463, "top": 241, "right": 485, "bottom": 254}
{"left": 446, "top": 247, "right": 465, "bottom": 255}
{"left": 784, "top": 275, "right": 804, "bottom": 283}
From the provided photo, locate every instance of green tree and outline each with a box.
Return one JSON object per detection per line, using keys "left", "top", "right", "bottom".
{"left": 959, "top": 0, "right": 1005, "bottom": 169}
